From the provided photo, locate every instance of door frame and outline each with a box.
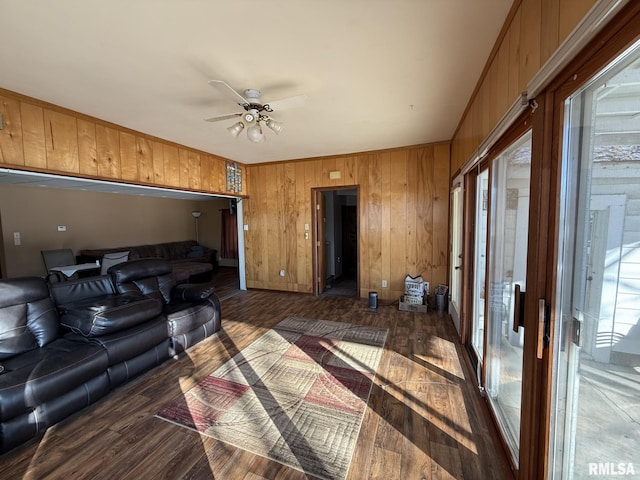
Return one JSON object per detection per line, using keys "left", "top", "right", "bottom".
{"left": 312, "top": 186, "right": 360, "bottom": 296}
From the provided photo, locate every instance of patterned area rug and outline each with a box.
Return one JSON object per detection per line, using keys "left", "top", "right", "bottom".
{"left": 156, "top": 316, "right": 387, "bottom": 480}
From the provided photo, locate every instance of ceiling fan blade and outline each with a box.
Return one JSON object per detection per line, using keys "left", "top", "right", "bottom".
{"left": 208, "top": 80, "right": 248, "bottom": 106}
{"left": 265, "top": 94, "right": 307, "bottom": 111}
{"left": 204, "top": 113, "right": 242, "bottom": 122}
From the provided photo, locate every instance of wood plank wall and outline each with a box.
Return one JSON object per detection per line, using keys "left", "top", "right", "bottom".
{"left": 450, "top": 0, "right": 597, "bottom": 174}
{"left": 0, "top": 88, "right": 244, "bottom": 196}
{"left": 243, "top": 143, "right": 450, "bottom": 301}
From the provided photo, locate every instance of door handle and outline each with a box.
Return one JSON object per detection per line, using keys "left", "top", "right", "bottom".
{"left": 537, "top": 299, "right": 550, "bottom": 359}
{"left": 512, "top": 284, "right": 525, "bottom": 333}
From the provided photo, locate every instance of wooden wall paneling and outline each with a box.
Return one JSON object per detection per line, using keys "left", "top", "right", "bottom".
{"left": 541, "top": 0, "right": 560, "bottom": 65}
{"left": 199, "top": 155, "right": 214, "bottom": 192}
{"left": 136, "top": 136, "right": 153, "bottom": 184}
{"left": 559, "top": 0, "right": 597, "bottom": 41}
{"left": 295, "top": 161, "right": 309, "bottom": 292}
{"left": 77, "top": 119, "right": 97, "bottom": 176}
{"left": 270, "top": 164, "right": 285, "bottom": 288}
{"left": 379, "top": 151, "right": 392, "bottom": 298}
{"left": 211, "top": 155, "right": 224, "bottom": 193}
{"left": 357, "top": 155, "right": 370, "bottom": 296}
{"left": 95, "top": 124, "right": 121, "bottom": 179}
{"left": 344, "top": 155, "right": 357, "bottom": 184}
{"left": 485, "top": 60, "right": 499, "bottom": 140}
{"left": 151, "top": 141, "right": 165, "bottom": 185}
{"left": 416, "top": 147, "right": 434, "bottom": 285}
{"left": 43, "top": 109, "right": 79, "bottom": 173}
{"left": 433, "top": 143, "right": 451, "bottom": 287}
{"left": 178, "top": 148, "right": 190, "bottom": 189}
{"left": 119, "top": 131, "right": 138, "bottom": 181}
{"left": 389, "top": 149, "right": 408, "bottom": 297}
{"left": 497, "top": 27, "right": 512, "bottom": 121}
{"left": 20, "top": 102, "right": 46, "bottom": 169}
{"left": 405, "top": 149, "right": 420, "bottom": 284}
{"left": 323, "top": 156, "right": 337, "bottom": 186}
{"left": 187, "top": 151, "right": 201, "bottom": 190}
{"left": 303, "top": 162, "right": 316, "bottom": 291}
{"left": 244, "top": 165, "right": 255, "bottom": 286}
{"left": 471, "top": 94, "right": 483, "bottom": 162}
{"left": 367, "top": 154, "right": 382, "bottom": 294}
{"left": 162, "top": 144, "right": 180, "bottom": 187}
{"left": 256, "top": 164, "right": 270, "bottom": 286}
{"left": 282, "top": 162, "right": 297, "bottom": 287}
{"left": 519, "top": 0, "right": 542, "bottom": 93}
{"left": 244, "top": 166, "right": 259, "bottom": 287}
{"left": 508, "top": 7, "right": 522, "bottom": 105}
{"left": 0, "top": 95, "right": 24, "bottom": 166}
{"left": 334, "top": 156, "right": 346, "bottom": 186}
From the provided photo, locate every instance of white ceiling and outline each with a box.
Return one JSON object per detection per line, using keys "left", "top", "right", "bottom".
{"left": 0, "top": 1, "right": 512, "bottom": 165}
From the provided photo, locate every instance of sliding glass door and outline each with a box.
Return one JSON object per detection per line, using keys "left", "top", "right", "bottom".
{"left": 485, "top": 131, "right": 531, "bottom": 464}
{"left": 550, "top": 40, "right": 640, "bottom": 479}
{"left": 464, "top": 129, "right": 532, "bottom": 468}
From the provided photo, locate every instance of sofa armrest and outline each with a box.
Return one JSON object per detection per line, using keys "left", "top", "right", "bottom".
{"left": 171, "top": 283, "right": 215, "bottom": 302}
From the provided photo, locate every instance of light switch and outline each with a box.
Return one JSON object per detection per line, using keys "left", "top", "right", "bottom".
{"left": 243, "top": 224, "right": 249, "bottom": 231}
{"left": 57, "top": 225, "right": 67, "bottom": 232}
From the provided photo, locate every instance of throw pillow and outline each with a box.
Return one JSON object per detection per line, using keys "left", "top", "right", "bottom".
{"left": 100, "top": 251, "right": 130, "bottom": 275}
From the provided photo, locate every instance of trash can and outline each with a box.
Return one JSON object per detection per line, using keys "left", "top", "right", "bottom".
{"left": 435, "top": 284, "right": 449, "bottom": 312}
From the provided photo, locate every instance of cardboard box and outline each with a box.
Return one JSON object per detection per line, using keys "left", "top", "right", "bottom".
{"left": 399, "top": 295, "right": 428, "bottom": 313}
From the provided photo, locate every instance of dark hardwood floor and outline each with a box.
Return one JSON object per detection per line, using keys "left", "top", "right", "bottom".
{"left": 0, "top": 278, "right": 513, "bottom": 479}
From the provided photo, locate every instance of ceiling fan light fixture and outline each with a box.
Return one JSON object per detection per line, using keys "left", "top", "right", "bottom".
{"left": 242, "top": 110, "right": 258, "bottom": 126}
{"left": 266, "top": 118, "right": 283, "bottom": 134}
{"left": 247, "top": 123, "right": 265, "bottom": 143}
{"left": 227, "top": 121, "right": 245, "bottom": 138}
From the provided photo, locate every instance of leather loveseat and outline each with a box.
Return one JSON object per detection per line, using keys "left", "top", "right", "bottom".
{"left": 0, "top": 258, "right": 221, "bottom": 454}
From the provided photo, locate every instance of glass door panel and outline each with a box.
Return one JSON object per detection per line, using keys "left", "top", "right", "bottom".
{"left": 472, "top": 170, "right": 489, "bottom": 360}
{"left": 485, "top": 131, "right": 532, "bottom": 464}
{"left": 550, "top": 40, "right": 640, "bottom": 479}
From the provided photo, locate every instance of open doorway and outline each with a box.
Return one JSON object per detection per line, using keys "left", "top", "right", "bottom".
{"left": 313, "top": 187, "right": 358, "bottom": 298}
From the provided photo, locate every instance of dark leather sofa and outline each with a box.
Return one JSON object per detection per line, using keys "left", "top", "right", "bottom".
{"left": 79, "top": 240, "right": 218, "bottom": 283}
{"left": 0, "top": 258, "right": 221, "bottom": 454}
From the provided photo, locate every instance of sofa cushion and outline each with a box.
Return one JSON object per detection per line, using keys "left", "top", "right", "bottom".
{"left": 0, "top": 277, "right": 60, "bottom": 360}
{"left": 0, "top": 337, "right": 108, "bottom": 421}
{"left": 58, "top": 294, "right": 162, "bottom": 337}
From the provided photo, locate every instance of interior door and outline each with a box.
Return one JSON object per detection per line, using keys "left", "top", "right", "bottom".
{"left": 549, "top": 40, "right": 640, "bottom": 479}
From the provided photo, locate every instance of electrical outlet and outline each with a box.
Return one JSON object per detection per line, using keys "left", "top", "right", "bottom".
{"left": 13, "top": 232, "right": 20, "bottom": 246}
{"left": 279, "top": 270, "right": 285, "bottom": 277}
{"left": 382, "top": 280, "right": 388, "bottom": 288}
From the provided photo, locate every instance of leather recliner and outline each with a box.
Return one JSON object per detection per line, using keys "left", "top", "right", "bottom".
{"left": 108, "top": 258, "right": 221, "bottom": 356}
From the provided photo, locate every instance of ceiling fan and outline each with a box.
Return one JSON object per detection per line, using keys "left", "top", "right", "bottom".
{"left": 205, "top": 80, "right": 306, "bottom": 143}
